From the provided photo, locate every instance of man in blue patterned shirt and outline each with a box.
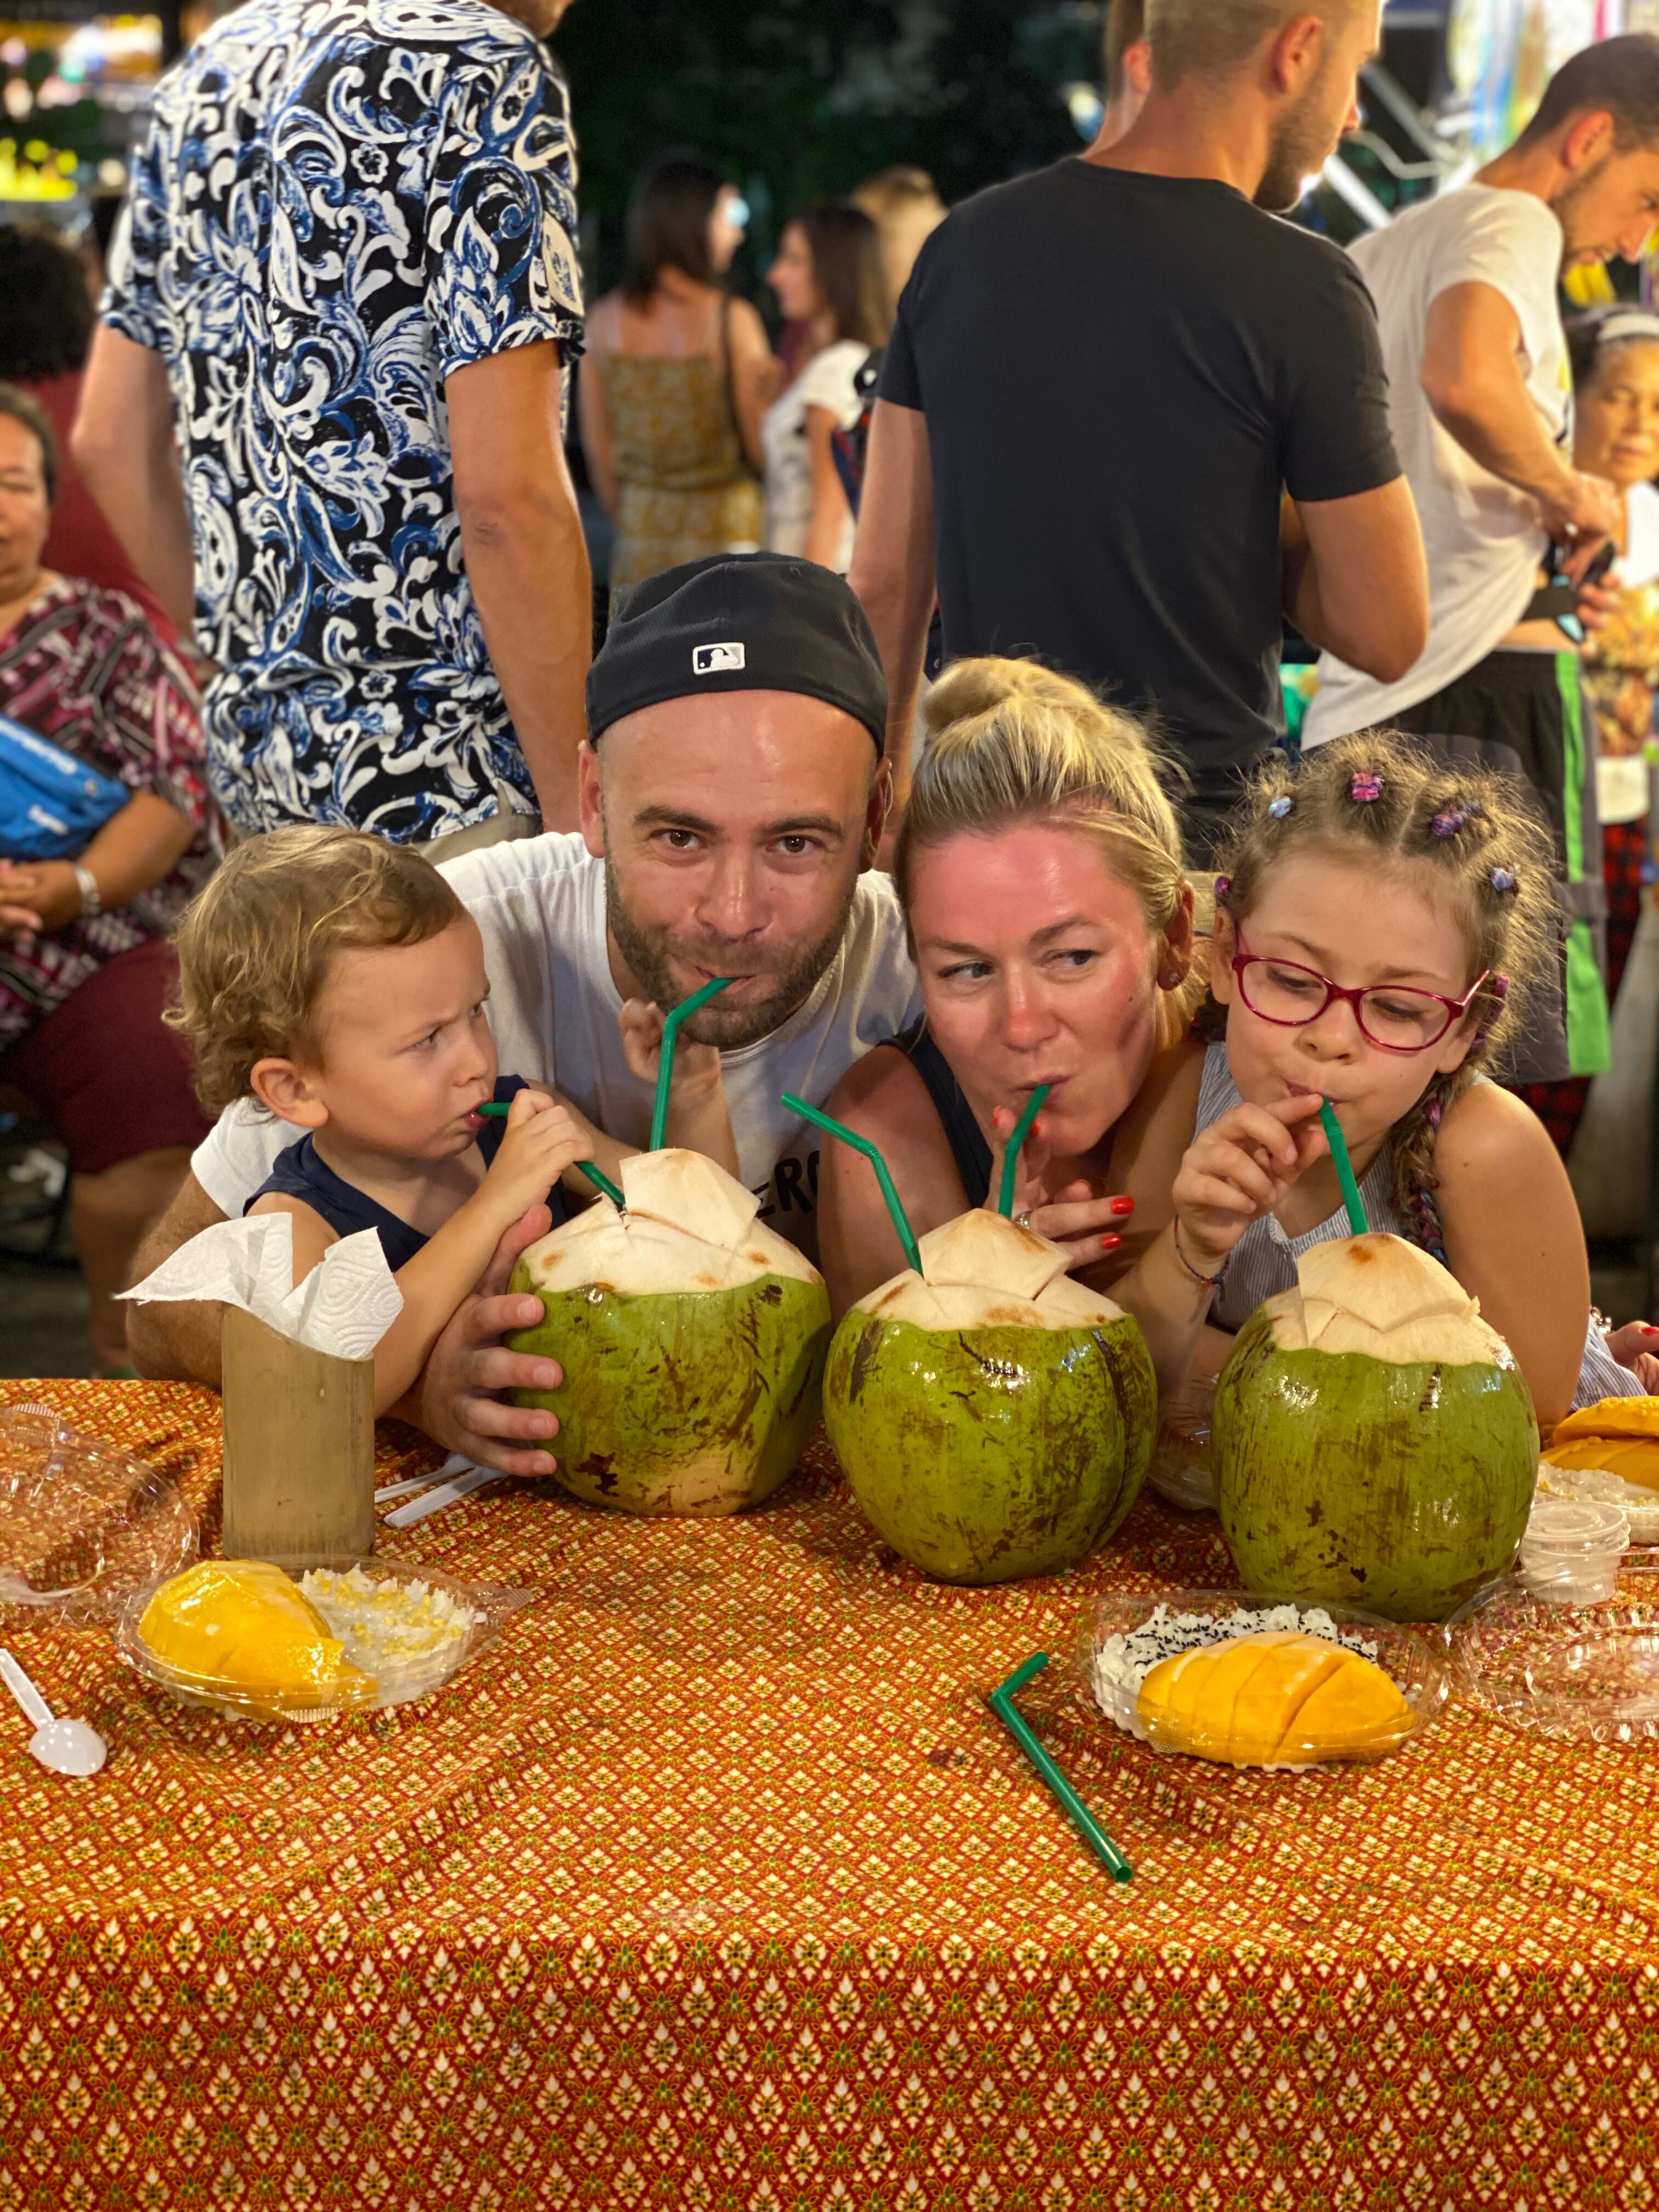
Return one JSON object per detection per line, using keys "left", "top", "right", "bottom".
{"left": 75, "top": 0, "right": 591, "bottom": 847}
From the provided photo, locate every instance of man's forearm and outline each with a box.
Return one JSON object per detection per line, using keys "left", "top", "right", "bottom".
{"left": 72, "top": 328, "right": 195, "bottom": 634}
{"left": 460, "top": 483, "right": 592, "bottom": 833}
{"left": 849, "top": 400, "right": 936, "bottom": 810}
{"left": 1423, "top": 364, "right": 1570, "bottom": 506}
{"left": 859, "top": 577, "right": 930, "bottom": 809}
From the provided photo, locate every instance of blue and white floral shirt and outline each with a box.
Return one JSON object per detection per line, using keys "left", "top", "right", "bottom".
{"left": 104, "top": 0, "right": 584, "bottom": 842}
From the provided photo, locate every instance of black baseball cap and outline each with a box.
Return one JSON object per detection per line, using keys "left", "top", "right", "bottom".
{"left": 586, "top": 551, "right": 888, "bottom": 755}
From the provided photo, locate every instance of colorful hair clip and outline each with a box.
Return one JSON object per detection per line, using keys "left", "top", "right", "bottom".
{"left": 1489, "top": 974, "right": 1510, "bottom": 1001}
{"left": 1489, "top": 868, "right": 1518, "bottom": 895}
{"left": 1214, "top": 874, "right": 1232, "bottom": 898}
{"left": 1431, "top": 807, "right": 1470, "bottom": 838}
{"left": 1350, "top": 772, "right": 1383, "bottom": 804}
{"left": 1267, "top": 795, "right": 1294, "bottom": 819}
{"left": 1425, "top": 1096, "right": 1443, "bottom": 1127}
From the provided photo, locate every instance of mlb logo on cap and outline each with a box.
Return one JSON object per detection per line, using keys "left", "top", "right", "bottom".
{"left": 692, "top": 641, "right": 746, "bottom": 675}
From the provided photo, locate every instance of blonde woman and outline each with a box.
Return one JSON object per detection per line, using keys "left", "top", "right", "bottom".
{"left": 817, "top": 658, "right": 1326, "bottom": 1393}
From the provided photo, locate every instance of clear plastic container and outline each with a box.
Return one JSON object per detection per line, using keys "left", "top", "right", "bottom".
{"left": 0, "top": 1402, "right": 197, "bottom": 1623}
{"left": 1074, "top": 1587, "right": 1451, "bottom": 1771}
{"left": 1536, "top": 1461, "right": 1659, "bottom": 1548}
{"left": 1452, "top": 1577, "right": 1659, "bottom": 1743}
{"left": 1145, "top": 1378, "right": 1217, "bottom": 1514}
{"left": 114, "top": 1554, "right": 534, "bottom": 1724}
{"left": 1516, "top": 1493, "right": 1628, "bottom": 1606}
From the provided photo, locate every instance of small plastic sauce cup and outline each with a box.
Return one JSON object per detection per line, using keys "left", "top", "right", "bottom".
{"left": 1517, "top": 1494, "right": 1629, "bottom": 1606}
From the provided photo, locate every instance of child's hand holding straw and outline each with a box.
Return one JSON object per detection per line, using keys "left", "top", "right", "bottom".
{"left": 1169, "top": 1092, "right": 1329, "bottom": 1280}
{"left": 477, "top": 1090, "right": 585, "bottom": 1228}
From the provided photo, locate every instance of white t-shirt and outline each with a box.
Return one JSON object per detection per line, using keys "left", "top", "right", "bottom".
{"left": 1302, "top": 186, "right": 1570, "bottom": 748}
{"left": 190, "top": 831, "right": 922, "bottom": 1263}
{"left": 1596, "top": 478, "right": 1659, "bottom": 827}
{"left": 763, "top": 339, "right": 869, "bottom": 572}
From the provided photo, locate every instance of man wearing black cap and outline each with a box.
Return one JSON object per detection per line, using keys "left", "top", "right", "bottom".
{"left": 126, "top": 556, "right": 923, "bottom": 1460}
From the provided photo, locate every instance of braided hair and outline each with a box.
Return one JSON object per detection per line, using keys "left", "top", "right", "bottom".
{"left": 1211, "top": 732, "right": 1558, "bottom": 1247}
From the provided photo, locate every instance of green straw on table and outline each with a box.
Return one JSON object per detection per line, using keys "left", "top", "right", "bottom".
{"left": 988, "top": 1653, "right": 1132, "bottom": 1884}
{"left": 651, "top": 975, "right": 735, "bottom": 1150}
{"left": 1318, "top": 1097, "right": 1368, "bottom": 1238}
{"left": 781, "top": 1090, "right": 922, "bottom": 1278}
{"left": 473, "top": 1107, "right": 626, "bottom": 1211}
{"left": 996, "top": 1084, "right": 1051, "bottom": 1220}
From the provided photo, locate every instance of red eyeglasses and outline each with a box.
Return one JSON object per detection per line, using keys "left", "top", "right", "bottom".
{"left": 1231, "top": 936, "right": 1488, "bottom": 1053}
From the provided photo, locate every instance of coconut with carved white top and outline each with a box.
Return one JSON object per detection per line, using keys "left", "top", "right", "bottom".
{"left": 1212, "top": 1233, "right": 1538, "bottom": 1621}
{"left": 822, "top": 1209, "right": 1156, "bottom": 1585}
{"left": 506, "top": 1149, "right": 831, "bottom": 1516}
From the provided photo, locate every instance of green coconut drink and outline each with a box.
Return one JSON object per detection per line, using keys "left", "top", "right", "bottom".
{"left": 1213, "top": 1233, "right": 1538, "bottom": 1622}
{"left": 823, "top": 1210, "right": 1156, "bottom": 1585}
{"left": 507, "top": 1149, "right": 831, "bottom": 1516}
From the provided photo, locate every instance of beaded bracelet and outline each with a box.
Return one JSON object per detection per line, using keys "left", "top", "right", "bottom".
{"left": 1171, "top": 1220, "right": 1226, "bottom": 1291}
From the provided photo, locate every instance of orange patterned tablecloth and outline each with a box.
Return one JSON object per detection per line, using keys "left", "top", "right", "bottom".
{"left": 1, "top": 1380, "right": 1657, "bottom": 2211}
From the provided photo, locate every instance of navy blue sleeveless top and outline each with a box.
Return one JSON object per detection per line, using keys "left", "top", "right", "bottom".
{"left": 246, "top": 1075, "right": 567, "bottom": 1270}
{"left": 889, "top": 1018, "right": 992, "bottom": 1208}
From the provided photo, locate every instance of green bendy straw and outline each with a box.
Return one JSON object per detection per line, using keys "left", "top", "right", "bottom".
{"left": 988, "top": 1654, "right": 1132, "bottom": 1884}
{"left": 651, "top": 976, "right": 735, "bottom": 1150}
{"left": 572, "top": 1160, "right": 626, "bottom": 1209}
{"left": 781, "top": 1090, "right": 922, "bottom": 1278}
{"left": 997, "top": 1084, "right": 1051, "bottom": 1221}
{"left": 472, "top": 1106, "right": 625, "bottom": 1211}
{"left": 1319, "top": 1097, "right": 1369, "bottom": 1238}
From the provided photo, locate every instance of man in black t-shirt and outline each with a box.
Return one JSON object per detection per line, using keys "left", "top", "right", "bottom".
{"left": 851, "top": 0, "right": 1429, "bottom": 858}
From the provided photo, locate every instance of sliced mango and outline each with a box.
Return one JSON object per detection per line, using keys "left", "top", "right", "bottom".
{"left": 139, "top": 1560, "right": 375, "bottom": 1716}
{"left": 1137, "top": 1630, "right": 1412, "bottom": 1768}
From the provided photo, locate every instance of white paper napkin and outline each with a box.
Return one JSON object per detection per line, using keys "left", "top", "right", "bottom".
{"left": 119, "top": 1214, "right": 403, "bottom": 1359}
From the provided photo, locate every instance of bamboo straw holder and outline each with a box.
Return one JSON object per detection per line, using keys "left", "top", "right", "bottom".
{"left": 220, "top": 1307, "right": 376, "bottom": 1559}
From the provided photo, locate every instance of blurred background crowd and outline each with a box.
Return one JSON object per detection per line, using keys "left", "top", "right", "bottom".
{"left": 0, "top": 0, "right": 1656, "bottom": 1375}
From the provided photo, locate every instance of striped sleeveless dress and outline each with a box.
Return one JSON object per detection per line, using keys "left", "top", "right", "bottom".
{"left": 1195, "top": 1041, "right": 1640, "bottom": 1413}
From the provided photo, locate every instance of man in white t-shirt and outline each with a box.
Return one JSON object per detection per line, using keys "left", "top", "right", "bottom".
{"left": 127, "top": 554, "right": 922, "bottom": 1466}
{"left": 1301, "top": 36, "right": 1659, "bottom": 1079}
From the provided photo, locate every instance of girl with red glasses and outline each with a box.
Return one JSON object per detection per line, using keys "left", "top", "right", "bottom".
{"left": 1166, "top": 733, "right": 1656, "bottom": 1423}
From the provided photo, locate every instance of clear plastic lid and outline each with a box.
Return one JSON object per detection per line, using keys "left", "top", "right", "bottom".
{"left": 1453, "top": 1577, "right": 1659, "bottom": 1742}
{"left": 1074, "top": 1588, "right": 1451, "bottom": 1771}
{"left": 114, "top": 1554, "right": 534, "bottom": 1724}
{"left": 0, "top": 1402, "right": 198, "bottom": 1623}
{"left": 1145, "top": 1376, "right": 1218, "bottom": 1514}
{"left": 1537, "top": 1462, "right": 1659, "bottom": 1548}
{"left": 1519, "top": 1494, "right": 1629, "bottom": 1555}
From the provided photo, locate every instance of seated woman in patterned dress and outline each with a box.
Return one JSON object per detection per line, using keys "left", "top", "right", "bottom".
{"left": 0, "top": 384, "right": 218, "bottom": 1371}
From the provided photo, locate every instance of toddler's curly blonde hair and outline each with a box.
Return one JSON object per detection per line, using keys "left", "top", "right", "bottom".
{"left": 170, "top": 827, "right": 465, "bottom": 1114}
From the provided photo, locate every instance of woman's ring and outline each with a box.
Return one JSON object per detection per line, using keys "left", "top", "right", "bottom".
{"left": 1015, "top": 1211, "right": 1032, "bottom": 1229}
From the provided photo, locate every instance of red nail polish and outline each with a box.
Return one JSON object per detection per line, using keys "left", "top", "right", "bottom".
{"left": 1109, "top": 1196, "right": 1135, "bottom": 1216}
{"left": 1100, "top": 1233, "right": 1122, "bottom": 1251}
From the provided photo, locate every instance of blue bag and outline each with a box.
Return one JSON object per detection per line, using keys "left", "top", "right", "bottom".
{"left": 0, "top": 713, "right": 129, "bottom": 861}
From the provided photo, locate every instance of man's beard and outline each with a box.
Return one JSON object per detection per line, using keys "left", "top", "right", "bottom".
{"left": 1255, "top": 65, "right": 1341, "bottom": 212}
{"left": 1547, "top": 156, "right": 1610, "bottom": 264}
{"left": 603, "top": 855, "right": 859, "bottom": 1050}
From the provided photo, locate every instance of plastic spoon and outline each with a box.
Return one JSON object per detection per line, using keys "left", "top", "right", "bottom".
{"left": 0, "top": 1647, "right": 106, "bottom": 1777}
{"left": 384, "top": 1463, "right": 506, "bottom": 1528}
